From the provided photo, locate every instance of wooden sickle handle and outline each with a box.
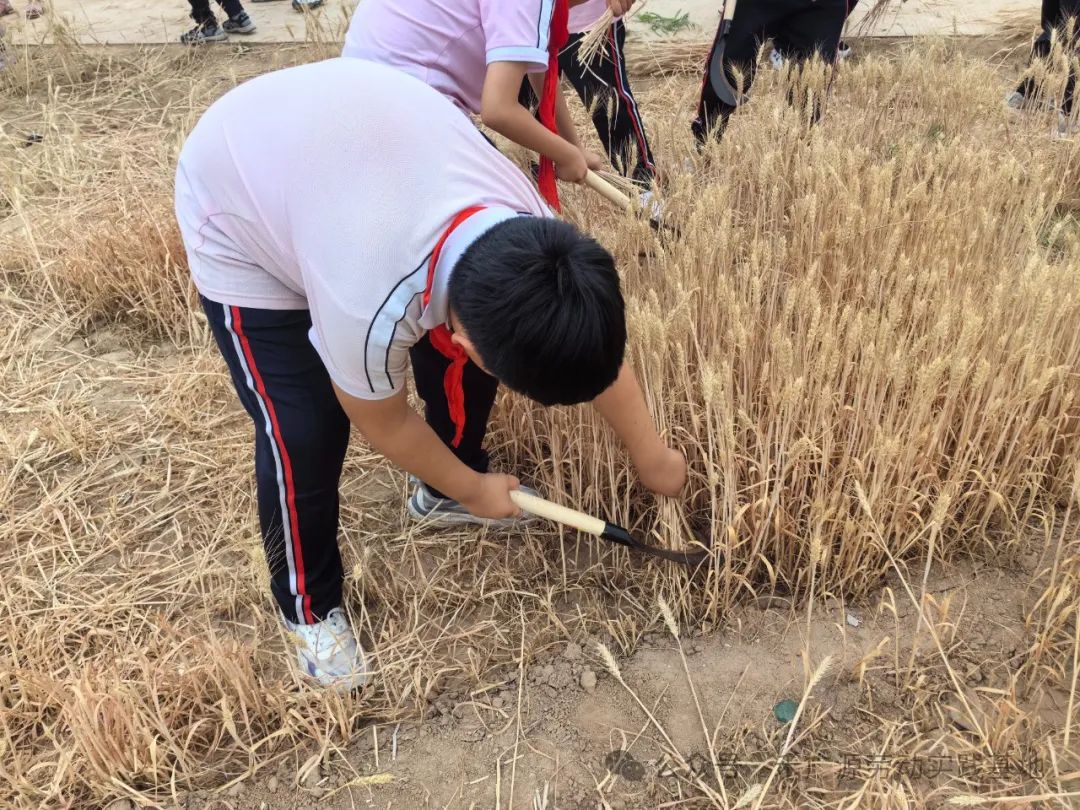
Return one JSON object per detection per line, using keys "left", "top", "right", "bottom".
{"left": 723, "top": 0, "right": 738, "bottom": 23}
{"left": 584, "top": 170, "right": 634, "bottom": 212}
{"left": 509, "top": 489, "right": 605, "bottom": 537}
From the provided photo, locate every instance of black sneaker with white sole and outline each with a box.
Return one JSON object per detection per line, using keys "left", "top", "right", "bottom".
{"left": 222, "top": 12, "right": 256, "bottom": 34}
{"left": 180, "top": 22, "right": 228, "bottom": 44}
{"left": 407, "top": 481, "right": 540, "bottom": 528}
{"left": 291, "top": 0, "right": 324, "bottom": 10}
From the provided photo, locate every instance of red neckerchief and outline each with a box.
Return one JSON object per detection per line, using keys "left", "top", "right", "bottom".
{"left": 422, "top": 206, "right": 487, "bottom": 447}
{"left": 537, "top": 0, "right": 570, "bottom": 212}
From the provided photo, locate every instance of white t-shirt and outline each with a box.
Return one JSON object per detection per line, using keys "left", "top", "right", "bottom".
{"left": 569, "top": 0, "right": 608, "bottom": 34}
{"left": 342, "top": 0, "right": 555, "bottom": 115}
{"left": 175, "top": 58, "right": 551, "bottom": 401}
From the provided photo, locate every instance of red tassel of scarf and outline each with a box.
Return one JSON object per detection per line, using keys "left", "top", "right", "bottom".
{"left": 538, "top": 0, "right": 570, "bottom": 212}
{"left": 427, "top": 325, "right": 468, "bottom": 447}
{"left": 423, "top": 206, "right": 487, "bottom": 448}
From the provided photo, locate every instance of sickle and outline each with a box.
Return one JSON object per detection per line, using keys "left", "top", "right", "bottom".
{"left": 509, "top": 489, "right": 712, "bottom": 567}
{"left": 707, "top": 0, "right": 744, "bottom": 109}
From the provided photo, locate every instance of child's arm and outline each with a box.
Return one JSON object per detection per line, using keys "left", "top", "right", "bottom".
{"left": 526, "top": 72, "right": 605, "bottom": 171}
{"left": 592, "top": 364, "right": 688, "bottom": 496}
{"left": 481, "top": 61, "right": 595, "bottom": 182}
{"left": 333, "top": 384, "right": 522, "bottom": 518}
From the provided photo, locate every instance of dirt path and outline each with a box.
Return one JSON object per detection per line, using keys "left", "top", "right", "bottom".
{"left": 4, "top": 0, "right": 1041, "bottom": 47}
{"left": 173, "top": 556, "right": 1050, "bottom": 809}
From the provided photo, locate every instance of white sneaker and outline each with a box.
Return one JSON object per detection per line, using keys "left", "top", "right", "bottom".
{"left": 1057, "top": 111, "right": 1080, "bottom": 138}
{"left": 637, "top": 189, "right": 667, "bottom": 232}
{"left": 638, "top": 189, "right": 664, "bottom": 221}
{"left": 283, "top": 607, "right": 369, "bottom": 692}
{"left": 1006, "top": 89, "right": 1058, "bottom": 114}
{"left": 769, "top": 48, "right": 785, "bottom": 71}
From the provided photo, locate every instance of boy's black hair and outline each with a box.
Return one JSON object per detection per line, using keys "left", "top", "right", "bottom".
{"left": 448, "top": 217, "right": 625, "bottom": 406}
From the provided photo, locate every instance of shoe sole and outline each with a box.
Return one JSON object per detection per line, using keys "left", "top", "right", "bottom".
{"left": 224, "top": 25, "right": 256, "bottom": 33}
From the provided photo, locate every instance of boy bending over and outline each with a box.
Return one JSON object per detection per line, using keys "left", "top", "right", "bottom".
{"left": 175, "top": 58, "right": 686, "bottom": 691}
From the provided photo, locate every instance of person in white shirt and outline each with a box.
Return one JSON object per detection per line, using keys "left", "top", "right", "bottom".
{"left": 342, "top": 0, "right": 634, "bottom": 210}
{"left": 175, "top": 57, "right": 687, "bottom": 691}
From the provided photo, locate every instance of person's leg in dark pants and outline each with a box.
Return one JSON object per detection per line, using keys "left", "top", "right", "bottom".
{"left": 694, "top": 0, "right": 849, "bottom": 143}
{"left": 837, "top": 0, "right": 858, "bottom": 55}
{"left": 518, "top": 78, "right": 537, "bottom": 109}
{"left": 184, "top": 0, "right": 249, "bottom": 39}
{"left": 188, "top": 0, "right": 217, "bottom": 25}
{"left": 201, "top": 296, "right": 351, "bottom": 626}
{"left": 773, "top": 2, "right": 846, "bottom": 65}
{"left": 692, "top": 0, "right": 769, "bottom": 143}
{"left": 559, "top": 21, "right": 657, "bottom": 184}
{"left": 772, "top": 0, "right": 847, "bottom": 123}
{"left": 215, "top": 0, "right": 245, "bottom": 20}
{"left": 777, "top": 0, "right": 857, "bottom": 61}
{"left": 409, "top": 333, "right": 500, "bottom": 499}
{"left": 212, "top": 0, "right": 245, "bottom": 23}
{"left": 1017, "top": 0, "right": 1065, "bottom": 105}
{"left": 1047, "top": 0, "right": 1080, "bottom": 114}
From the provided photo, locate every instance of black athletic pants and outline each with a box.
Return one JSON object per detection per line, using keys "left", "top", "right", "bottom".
{"left": 189, "top": 0, "right": 243, "bottom": 25}
{"left": 774, "top": 0, "right": 858, "bottom": 54}
{"left": 201, "top": 295, "right": 499, "bottom": 625}
{"left": 519, "top": 19, "right": 656, "bottom": 184}
{"left": 1018, "top": 0, "right": 1080, "bottom": 114}
{"left": 693, "top": 0, "right": 849, "bottom": 143}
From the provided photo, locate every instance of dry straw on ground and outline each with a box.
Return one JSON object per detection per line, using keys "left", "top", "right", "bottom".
{"left": 1, "top": 24, "right": 1080, "bottom": 810}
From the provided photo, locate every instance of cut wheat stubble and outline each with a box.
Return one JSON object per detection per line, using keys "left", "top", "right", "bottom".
{"left": 2, "top": 28, "right": 1080, "bottom": 810}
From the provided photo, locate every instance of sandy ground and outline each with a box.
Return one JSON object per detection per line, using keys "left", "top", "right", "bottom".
{"left": 161, "top": 551, "right": 1056, "bottom": 810}
{"left": 2, "top": 0, "right": 1041, "bottom": 47}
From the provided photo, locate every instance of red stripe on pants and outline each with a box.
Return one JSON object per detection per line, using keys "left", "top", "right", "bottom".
{"left": 231, "top": 306, "right": 313, "bottom": 624}
{"left": 608, "top": 25, "right": 654, "bottom": 172}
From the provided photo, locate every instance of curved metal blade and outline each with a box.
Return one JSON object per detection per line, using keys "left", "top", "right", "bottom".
{"left": 600, "top": 522, "right": 713, "bottom": 567}
{"left": 708, "top": 22, "right": 742, "bottom": 108}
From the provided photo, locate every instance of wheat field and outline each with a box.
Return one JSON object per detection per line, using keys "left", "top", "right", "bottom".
{"left": 2, "top": 22, "right": 1080, "bottom": 810}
